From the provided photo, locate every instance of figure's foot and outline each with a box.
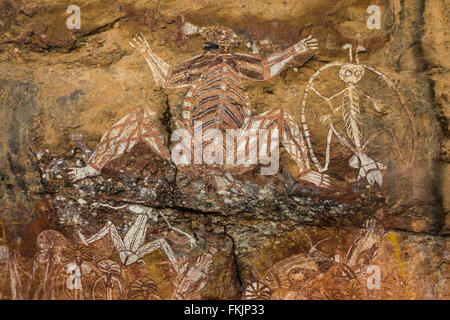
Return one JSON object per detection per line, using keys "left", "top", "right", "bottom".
{"left": 364, "top": 169, "right": 383, "bottom": 187}
{"left": 349, "top": 153, "right": 385, "bottom": 186}
{"left": 299, "top": 171, "right": 331, "bottom": 189}
{"left": 68, "top": 165, "right": 99, "bottom": 181}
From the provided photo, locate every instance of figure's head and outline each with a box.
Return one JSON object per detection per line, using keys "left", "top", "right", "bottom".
{"left": 183, "top": 23, "right": 240, "bottom": 47}
{"left": 338, "top": 63, "right": 365, "bottom": 84}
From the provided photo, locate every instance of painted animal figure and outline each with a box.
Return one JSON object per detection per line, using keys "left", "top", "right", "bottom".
{"left": 69, "top": 23, "right": 330, "bottom": 190}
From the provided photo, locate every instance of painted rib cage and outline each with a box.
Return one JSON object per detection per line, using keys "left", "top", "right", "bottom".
{"left": 69, "top": 31, "right": 333, "bottom": 189}
{"left": 183, "top": 62, "right": 249, "bottom": 132}
{"left": 341, "top": 87, "right": 363, "bottom": 150}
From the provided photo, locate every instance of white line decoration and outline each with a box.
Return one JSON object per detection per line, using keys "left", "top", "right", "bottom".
{"left": 69, "top": 24, "right": 330, "bottom": 190}
{"left": 301, "top": 43, "right": 416, "bottom": 187}
{"left": 172, "top": 247, "right": 217, "bottom": 300}
{"left": 243, "top": 218, "right": 386, "bottom": 300}
{"left": 78, "top": 203, "right": 195, "bottom": 272}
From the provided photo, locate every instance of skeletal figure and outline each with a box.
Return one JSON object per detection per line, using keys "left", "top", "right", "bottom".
{"left": 69, "top": 23, "right": 330, "bottom": 190}
{"left": 78, "top": 203, "right": 194, "bottom": 272}
{"left": 301, "top": 44, "right": 416, "bottom": 186}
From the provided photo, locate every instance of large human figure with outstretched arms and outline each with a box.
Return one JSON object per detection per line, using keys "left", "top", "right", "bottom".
{"left": 70, "top": 23, "right": 330, "bottom": 191}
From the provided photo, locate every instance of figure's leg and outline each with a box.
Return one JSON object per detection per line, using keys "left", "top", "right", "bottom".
{"left": 140, "top": 108, "right": 171, "bottom": 160}
{"left": 246, "top": 108, "right": 330, "bottom": 189}
{"left": 123, "top": 213, "right": 149, "bottom": 253}
{"left": 78, "top": 221, "right": 142, "bottom": 266}
{"left": 69, "top": 108, "right": 170, "bottom": 181}
{"left": 136, "top": 238, "right": 181, "bottom": 274}
{"left": 78, "top": 221, "right": 126, "bottom": 252}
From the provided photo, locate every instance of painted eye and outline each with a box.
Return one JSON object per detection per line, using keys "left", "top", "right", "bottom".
{"left": 345, "top": 70, "right": 353, "bottom": 77}
{"left": 355, "top": 70, "right": 363, "bottom": 77}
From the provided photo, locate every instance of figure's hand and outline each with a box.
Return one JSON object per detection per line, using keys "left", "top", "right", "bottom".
{"left": 129, "top": 33, "right": 152, "bottom": 55}
{"left": 372, "top": 100, "right": 391, "bottom": 115}
{"left": 320, "top": 113, "right": 339, "bottom": 126}
{"left": 295, "top": 35, "right": 319, "bottom": 53}
{"left": 320, "top": 114, "right": 332, "bottom": 125}
{"left": 68, "top": 165, "right": 99, "bottom": 181}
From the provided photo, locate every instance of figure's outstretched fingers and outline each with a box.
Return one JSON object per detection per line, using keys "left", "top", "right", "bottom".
{"left": 129, "top": 41, "right": 136, "bottom": 48}
{"left": 306, "top": 37, "right": 318, "bottom": 43}
{"left": 131, "top": 38, "right": 147, "bottom": 54}
{"left": 303, "top": 35, "right": 313, "bottom": 41}
{"left": 132, "top": 37, "right": 143, "bottom": 47}
{"left": 307, "top": 41, "right": 319, "bottom": 47}
{"left": 137, "top": 34, "right": 150, "bottom": 49}
{"left": 132, "top": 38, "right": 140, "bottom": 48}
{"left": 139, "top": 33, "right": 150, "bottom": 46}
{"left": 135, "top": 35, "right": 153, "bottom": 54}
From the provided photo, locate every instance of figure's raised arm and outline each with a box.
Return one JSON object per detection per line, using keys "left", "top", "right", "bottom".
{"left": 130, "top": 33, "right": 211, "bottom": 89}
{"left": 234, "top": 35, "right": 319, "bottom": 81}
{"left": 130, "top": 34, "right": 171, "bottom": 88}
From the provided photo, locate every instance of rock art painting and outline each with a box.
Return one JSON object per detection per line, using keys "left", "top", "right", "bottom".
{"left": 301, "top": 44, "right": 416, "bottom": 187}
{"left": 0, "top": 0, "right": 447, "bottom": 301}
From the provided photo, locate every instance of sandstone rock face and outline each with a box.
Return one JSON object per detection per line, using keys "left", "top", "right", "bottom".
{"left": 0, "top": 0, "right": 447, "bottom": 300}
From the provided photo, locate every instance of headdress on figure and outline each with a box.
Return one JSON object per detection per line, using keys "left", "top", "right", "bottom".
{"left": 183, "top": 23, "right": 240, "bottom": 46}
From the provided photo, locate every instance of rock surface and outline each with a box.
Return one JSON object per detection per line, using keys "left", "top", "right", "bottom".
{"left": 0, "top": 0, "right": 447, "bottom": 299}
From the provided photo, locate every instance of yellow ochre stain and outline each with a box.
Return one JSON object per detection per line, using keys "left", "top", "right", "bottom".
{"left": 385, "top": 232, "right": 417, "bottom": 298}
{"left": 385, "top": 232, "right": 406, "bottom": 279}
